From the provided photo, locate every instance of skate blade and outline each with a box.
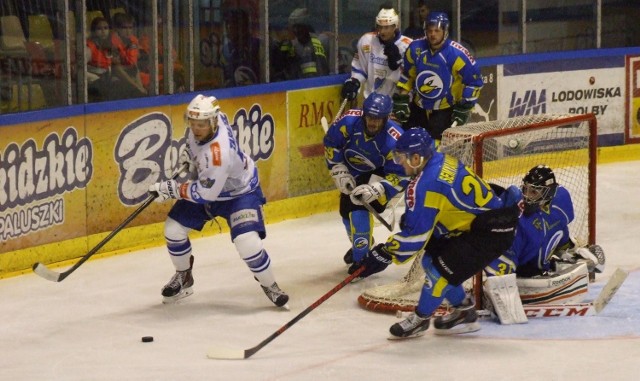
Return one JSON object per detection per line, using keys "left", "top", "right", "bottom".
{"left": 433, "top": 321, "right": 480, "bottom": 336}
{"left": 162, "top": 287, "right": 194, "bottom": 304}
{"left": 387, "top": 330, "right": 427, "bottom": 340}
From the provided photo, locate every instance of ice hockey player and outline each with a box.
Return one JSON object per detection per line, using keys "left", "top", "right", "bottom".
{"left": 483, "top": 165, "right": 606, "bottom": 324}
{"left": 323, "top": 92, "right": 407, "bottom": 268}
{"left": 393, "top": 12, "right": 483, "bottom": 140}
{"left": 341, "top": 6, "right": 412, "bottom": 102}
{"left": 348, "top": 128, "right": 520, "bottom": 338}
{"left": 148, "top": 94, "right": 289, "bottom": 308}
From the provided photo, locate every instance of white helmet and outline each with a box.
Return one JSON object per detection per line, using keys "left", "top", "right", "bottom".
{"left": 376, "top": 8, "right": 399, "bottom": 28}
{"left": 186, "top": 94, "right": 220, "bottom": 122}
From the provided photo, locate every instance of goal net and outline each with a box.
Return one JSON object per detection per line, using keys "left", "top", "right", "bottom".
{"left": 358, "top": 114, "right": 597, "bottom": 312}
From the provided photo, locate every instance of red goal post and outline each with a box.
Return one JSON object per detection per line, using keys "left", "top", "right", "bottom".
{"left": 358, "top": 113, "right": 598, "bottom": 313}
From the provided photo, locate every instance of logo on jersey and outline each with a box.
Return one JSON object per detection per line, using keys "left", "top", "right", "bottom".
{"left": 211, "top": 142, "right": 222, "bottom": 166}
{"left": 345, "top": 149, "right": 377, "bottom": 172}
{"left": 415, "top": 70, "right": 444, "bottom": 99}
{"left": 406, "top": 178, "right": 417, "bottom": 209}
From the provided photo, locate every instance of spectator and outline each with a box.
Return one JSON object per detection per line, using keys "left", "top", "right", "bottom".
{"left": 221, "top": 8, "right": 260, "bottom": 87}
{"left": 403, "top": 1, "right": 430, "bottom": 39}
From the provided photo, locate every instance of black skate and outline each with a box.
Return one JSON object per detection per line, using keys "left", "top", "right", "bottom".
{"left": 261, "top": 282, "right": 289, "bottom": 308}
{"left": 343, "top": 248, "right": 354, "bottom": 265}
{"left": 161, "top": 256, "right": 194, "bottom": 304}
{"left": 433, "top": 300, "right": 480, "bottom": 335}
{"left": 388, "top": 312, "right": 431, "bottom": 339}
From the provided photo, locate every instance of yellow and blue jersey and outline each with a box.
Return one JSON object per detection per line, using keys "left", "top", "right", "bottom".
{"left": 386, "top": 152, "right": 504, "bottom": 263}
{"left": 323, "top": 109, "right": 408, "bottom": 197}
{"left": 397, "top": 38, "right": 483, "bottom": 110}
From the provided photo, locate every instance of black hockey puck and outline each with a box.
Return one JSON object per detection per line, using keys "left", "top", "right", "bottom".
{"left": 141, "top": 336, "right": 154, "bottom": 343}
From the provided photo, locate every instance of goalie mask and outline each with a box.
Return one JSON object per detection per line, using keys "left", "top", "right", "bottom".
{"left": 186, "top": 94, "right": 221, "bottom": 143}
{"left": 521, "top": 165, "right": 558, "bottom": 215}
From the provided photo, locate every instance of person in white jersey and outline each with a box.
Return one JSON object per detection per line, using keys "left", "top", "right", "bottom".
{"left": 149, "top": 94, "right": 289, "bottom": 308}
{"left": 341, "top": 6, "right": 413, "bottom": 102}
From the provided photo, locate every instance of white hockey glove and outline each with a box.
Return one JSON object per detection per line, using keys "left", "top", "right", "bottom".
{"left": 179, "top": 145, "right": 197, "bottom": 178}
{"left": 350, "top": 182, "right": 384, "bottom": 205}
{"left": 148, "top": 180, "right": 182, "bottom": 202}
{"left": 330, "top": 163, "right": 356, "bottom": 195}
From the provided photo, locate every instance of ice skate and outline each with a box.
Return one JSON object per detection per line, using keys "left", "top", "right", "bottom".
{"left": 433, "top": 300, "right": 480, "bottom": 335}
{"left": 388, "top": 312, "right": 431, "bottom": 339}
{"left": 162, "top": 256, "right": 194, "bottom": 304}
{"left": 343, "top": 248, "right": 354, "bottom": 265}
{"left": 261, "top": 282, "right": 290, "bottom": 309}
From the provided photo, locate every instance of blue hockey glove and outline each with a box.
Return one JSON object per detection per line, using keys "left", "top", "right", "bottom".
{"left": 348, "top": 243, "right": 392, "bottom": 278}
{"left": 392, "top": 93, "right": 410, "bottom": 123}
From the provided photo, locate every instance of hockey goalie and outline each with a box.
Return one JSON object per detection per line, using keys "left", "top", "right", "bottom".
{"left": 483, "top": 165, "right": 606, "bottom": 324}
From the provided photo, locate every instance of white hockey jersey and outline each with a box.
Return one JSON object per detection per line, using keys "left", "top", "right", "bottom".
{"left": 350, "top": 32, "right": 412, "bottom": 98}
{"left": 181, "top": 113, "right": 259, "bottom": 203}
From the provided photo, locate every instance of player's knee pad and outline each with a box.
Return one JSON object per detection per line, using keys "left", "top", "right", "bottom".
{"left": 164, "top": 217, "right": 191, "bottom": 256}
{"left": 234, "top": 231, "right": 271, "bottom": 273}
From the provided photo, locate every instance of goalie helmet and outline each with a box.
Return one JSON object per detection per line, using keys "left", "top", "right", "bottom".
{"left": 393, "top": 128, "right": 435, "bottom": 164}
{"left": 521, "top": 165, "right": 558, "bottom": 214}
{"left": 186, "top": 94, "right": 220, "bottom": 123}
{"left": 376, "top": 8, "right": 399, "bottom": 28}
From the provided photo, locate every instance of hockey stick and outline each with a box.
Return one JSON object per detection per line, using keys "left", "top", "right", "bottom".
{"left": 207, "top": 265, "right": 366, "bottom": 360}
{"left": 320, "top": 98, "right": 349, "bottom": 133}
{"left": 32, "top": 165, "right": 186, "bottom": 282}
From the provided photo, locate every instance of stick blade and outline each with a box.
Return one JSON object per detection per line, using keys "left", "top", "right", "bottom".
{"left": 32, "top": 262, "right": 63, "bottom": 282}
{"left": 206, "top": 347, "right": 247, "bottom": 360}
{"left": 320, "top": 116, "right": 329, "bottom": 133}
{"left": 593, "top": 267, "right": 628, "bottom": 314}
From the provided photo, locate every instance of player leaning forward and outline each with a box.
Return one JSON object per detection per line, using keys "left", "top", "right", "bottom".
{"left": 349, "top": 128, "right": 520, "bottom": 338}
{"left": 148, "top": 94, "right": 289, "bottom": 307}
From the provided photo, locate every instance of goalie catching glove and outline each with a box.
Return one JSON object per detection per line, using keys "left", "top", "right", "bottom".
{"left": 348, "top": 243, "right": 392, "bottom": 278}
{"left": 330, "top": 163, "right": 356, "bottom": 195}
{"left": 149, "top": 180, "right": 183, "bottom": 202}
{"left": 350, "top": 182, "right": 384, "bottom": 205}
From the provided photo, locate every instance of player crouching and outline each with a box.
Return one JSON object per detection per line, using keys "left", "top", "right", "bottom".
{"left": 483, "top": 165, "right": 606, "bottom": 324}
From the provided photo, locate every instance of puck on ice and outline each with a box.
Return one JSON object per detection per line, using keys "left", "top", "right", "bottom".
{"left": 141, "top": 336, "right": 154, "bottom": 343}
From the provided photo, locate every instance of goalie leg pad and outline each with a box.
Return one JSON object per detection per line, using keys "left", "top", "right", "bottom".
{"left": 484, "top": 274, "right": 528, "bottom": 325}
{"left": 517, "top": 262, "right": 589, "bottom": 305}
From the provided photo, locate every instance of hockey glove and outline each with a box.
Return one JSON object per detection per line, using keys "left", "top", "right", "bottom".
{"left": 349, "top": 243, "right": 392, "bottom": 278}
{"left": 330, "top": 163, "right": 356, "bottom": 195}
{"left": 179, "top": 145, "right": 197, "bottom": 179}
{"left": 392, "top": 93, "right": 410, "bottom": 123}
{"left": 341, "top": 78, "right": 361, "bottom": 101}
{"left": 350, "top": 182, "right": 384, "bottom": 205}
{"left": 383, "top": 42, "right": 402, "bottom": 71}
{"left": 451, "top": 102, "right": 474, "bottom": 126}
{"left": 149, "top": 180, "right": 182, "bottom": 202}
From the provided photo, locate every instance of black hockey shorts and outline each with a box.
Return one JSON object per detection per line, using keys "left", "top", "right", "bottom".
{"left": 429, "top": 205, "right": 520, "bottom": 286}
{"left": 339, "top": 171, "right": 386, "bottom": 220}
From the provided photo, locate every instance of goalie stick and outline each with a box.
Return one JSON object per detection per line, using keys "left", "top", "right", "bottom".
{"left": 207, "top": 265, "right": 366, "bottom": 360}
{"left": 32, "top": 165, "right": 186, "bottom": 282}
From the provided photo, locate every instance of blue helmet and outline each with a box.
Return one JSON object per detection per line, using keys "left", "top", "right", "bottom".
{"left": 394, "top": 128, "right": 435, "bottom": 160}
{"left": 424, "top": 11, "right": 449, "bottom": 32}
{"left": 363, "top": 93, "right": 393, "bottom": 119}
